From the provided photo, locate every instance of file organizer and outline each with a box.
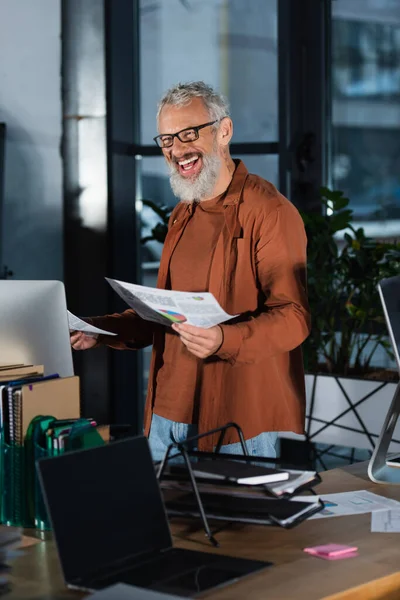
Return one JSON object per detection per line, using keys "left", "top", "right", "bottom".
{"left": 157, "top": 422, "right": 324, "bottom": 546}
{"left": 1, "top": 417, "right": 106, "bottom": 529}
{"left": 0, "top": 374, "right": 105, "bottom": 530}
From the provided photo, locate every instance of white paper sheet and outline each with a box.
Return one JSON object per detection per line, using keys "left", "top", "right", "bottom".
{"left": 310, "top": 490, "right": 400, "bottom": 519}
{"left": 67, "top": 311, "right": 116, "bottom": 336}
{"left": 371, "top": 509, "right": 400, "bottom": 532}
{"left": 267, "top": 470, "right": 318, "bottom": 496}
{"left": 106, "top": 278, "right": 237, "bottom": 328}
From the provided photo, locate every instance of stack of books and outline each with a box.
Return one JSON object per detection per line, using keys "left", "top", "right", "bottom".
{"left": 0, "top": 363, "right": 45, "bottom": 381}
{"left": 0, "top": 367, "right": 80, "bottom": 448}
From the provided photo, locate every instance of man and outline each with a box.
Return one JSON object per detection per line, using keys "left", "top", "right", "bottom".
{"left": 71, "top": 81, "right": 311, "bottom": 461}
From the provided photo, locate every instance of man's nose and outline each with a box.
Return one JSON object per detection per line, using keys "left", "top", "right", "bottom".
{"left": 171, "top": 136, "right": 188, "bottom": 155}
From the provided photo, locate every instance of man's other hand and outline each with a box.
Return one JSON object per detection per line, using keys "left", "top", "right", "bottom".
{"left": 172, "top": 323, "right": 223, "bottom": 359}
{"left": 70, "top": 331, "right": 98, "bottom": 351}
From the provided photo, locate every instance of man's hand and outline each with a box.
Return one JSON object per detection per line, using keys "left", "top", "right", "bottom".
{"left": 70, "top": 331, "right": 98, "bottom": 351}
{"left": 172, "top": 323, "right": 223, "bottom": 359}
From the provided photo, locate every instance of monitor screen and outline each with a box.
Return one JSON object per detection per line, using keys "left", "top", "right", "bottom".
{"left": 37, "top": 436, "right": 173, "bottom": 584}
{"left": 378, "top": 276, "right": 400, "bottom": 372}
{"left": 0, "top": 123, "right": 5, "bottom": 271}
{"left": 0, "top": 280, "right": 74, "bottom": 377}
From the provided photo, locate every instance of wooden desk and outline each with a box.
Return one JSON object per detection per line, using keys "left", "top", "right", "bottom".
{"left": 7, "top": 462, "right": 400, "bottom": 599}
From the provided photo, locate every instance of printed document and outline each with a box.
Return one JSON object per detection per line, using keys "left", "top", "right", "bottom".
{"left": 67, "top": 311, "right": 116, "bottom": 336}
{"left": 310, "top": 489, "right": 400, "bottom": 519}
{"left": 371, "top": 509, "right": 400, "bottom": 532}
{"left": 106, "top": 278, "right": 237, "bottom": 328}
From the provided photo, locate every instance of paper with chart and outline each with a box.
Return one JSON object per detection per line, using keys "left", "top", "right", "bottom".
{"left": 106, "top": 278, "right": 237, "bottom": 328}
{"left": 67, "top": 311, "right": 116, "bottom": 336}
{"left": 371, "top": 509, "right": 400, "bottom": 532}
{"left": 310, "top": 490, "right": 400, "bottom": 519}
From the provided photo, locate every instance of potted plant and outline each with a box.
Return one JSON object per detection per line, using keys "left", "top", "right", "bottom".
{"left": 301, "top": 187, "right": 400, "bottom": 454}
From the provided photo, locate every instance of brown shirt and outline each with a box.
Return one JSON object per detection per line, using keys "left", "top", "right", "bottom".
{"left": 154, "top": 195, "right": 225, "bottom": 423}
{"left": 90, "top": 160, "right": 311, "bottom": 451}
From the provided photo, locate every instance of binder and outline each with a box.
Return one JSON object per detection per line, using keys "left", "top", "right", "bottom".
{"left": 20, "top": 376, "right": 80, "bottom": 437}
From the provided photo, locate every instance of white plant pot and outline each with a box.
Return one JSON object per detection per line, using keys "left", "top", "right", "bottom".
{"left": 304, "top": 373, "right": 400, "bottom": 452}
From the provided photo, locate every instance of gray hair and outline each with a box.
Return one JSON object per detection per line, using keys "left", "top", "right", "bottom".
{"left": 157, "top": 81, "right": 230, "bottom": 124}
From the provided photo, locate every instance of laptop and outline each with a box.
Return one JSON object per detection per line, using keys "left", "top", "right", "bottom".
{"left": 37, "top": 436, "right": 271, "bottom": 596}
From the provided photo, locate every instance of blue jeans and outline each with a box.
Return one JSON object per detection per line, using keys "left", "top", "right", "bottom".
{"left": 149, "top": 413, "right": 279, "bottom": 462}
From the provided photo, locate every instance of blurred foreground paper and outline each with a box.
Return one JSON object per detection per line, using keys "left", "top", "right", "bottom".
{"left": 311, "top": 490, "right": 400, "bottom": 519}
{"left": 85, "top": 582, "right": 187, "bottom": 599}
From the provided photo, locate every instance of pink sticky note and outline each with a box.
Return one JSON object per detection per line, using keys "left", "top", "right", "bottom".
{"left": 303, "top": 544, "right": 358, "bottom": 560}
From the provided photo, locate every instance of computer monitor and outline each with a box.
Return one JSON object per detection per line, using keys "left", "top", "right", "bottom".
{"left": 378, "top": 276, "right": 400, "bottom": 372}
{"left": 368, "top": 275, "right": 400, "bottom": 484}
{"left": 0, "top": 123, "right": 5, "bottom": 273}
{"left": 0, "top": 280, "right": 74, "bottom": 377}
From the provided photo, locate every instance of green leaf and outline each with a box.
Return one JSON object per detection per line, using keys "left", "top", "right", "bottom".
{"left": 330, "top": 210, "right": 353, "bottom": 232}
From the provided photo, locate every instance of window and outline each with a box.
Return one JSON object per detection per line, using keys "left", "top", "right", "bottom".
{"left": 138, "top": 0, "right": 279, "bottom": 401}
{"left": 138, "top": 0, "right": 279, "bottom": 255}
{"left": 332, "top": 0, "right": 400, "bottom": 237}
{"left": 140, "top": 0, "right": 278, "bottom": 145}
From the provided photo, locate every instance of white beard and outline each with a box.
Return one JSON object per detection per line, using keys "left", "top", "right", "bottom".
{"left": 168, "top": 151, "right": 221, "bottom": 203}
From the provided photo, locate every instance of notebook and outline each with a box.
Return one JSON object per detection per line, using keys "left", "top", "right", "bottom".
{"left": 171, "top": 459, "right": 289, "bottom": 485}
{"left": 37, "top": 436, "right": 271, "bottom": 596}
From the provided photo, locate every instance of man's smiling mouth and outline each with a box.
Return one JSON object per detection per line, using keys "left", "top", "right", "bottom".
{"left": 175, "top": 154, "right": 202, "bottom": 177}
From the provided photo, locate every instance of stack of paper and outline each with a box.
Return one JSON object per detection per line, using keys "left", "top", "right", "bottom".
{"left": 164, "top": 490, "right": 322, "bottom": 527}
{"left": 0, "top": 363, "right": 44, "bottom": 381}
{"left": 161, "top": 459, "right": 323, "bottom": 527}
{"left": 266, "top": 469, "right": 320, "bottom": 497}
{"left": 162, "top": 465, "right": 319, "bottom": 499}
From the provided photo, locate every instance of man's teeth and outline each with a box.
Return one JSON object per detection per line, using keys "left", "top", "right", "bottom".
{"left": 178, "top": 156, "right": 198, "bottom": 166}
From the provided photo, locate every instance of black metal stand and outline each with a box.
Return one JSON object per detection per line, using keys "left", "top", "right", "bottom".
{"left": 157, "top": 422, "right": 248, "bottom": 547}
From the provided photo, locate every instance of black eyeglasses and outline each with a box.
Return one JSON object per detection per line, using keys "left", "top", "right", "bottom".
{"left": 153, "top": 120, "right": 218, "bottom": 148}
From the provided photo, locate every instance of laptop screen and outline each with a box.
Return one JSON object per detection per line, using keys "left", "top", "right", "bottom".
{"left": 37, "top": 436, "right": 173, "bottom": 584}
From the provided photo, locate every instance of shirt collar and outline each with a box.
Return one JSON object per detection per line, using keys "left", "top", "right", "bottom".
{"left": 222, "top": 159, "right": 248, "bottom": 206}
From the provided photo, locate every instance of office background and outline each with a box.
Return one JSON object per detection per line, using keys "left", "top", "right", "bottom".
{"left": 0, "top": 0, "right": 399, "bottom": 458}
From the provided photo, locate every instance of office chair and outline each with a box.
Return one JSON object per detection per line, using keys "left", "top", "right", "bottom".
{"left": 368, "top": 275, "right": 400, "bottom": 484}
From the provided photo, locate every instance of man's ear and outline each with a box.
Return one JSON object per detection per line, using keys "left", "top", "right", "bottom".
{"left": 217, "top": 117, "right": 233, "bottom": 147}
